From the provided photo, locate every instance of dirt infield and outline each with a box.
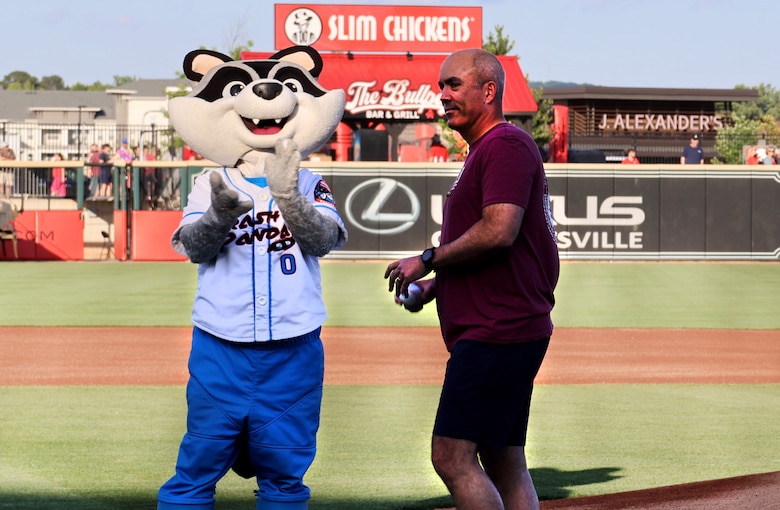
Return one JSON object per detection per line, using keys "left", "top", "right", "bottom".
{"left": 1, "top": 326, "right": 777, "bottom": 386}
{"left": 1, "top": 326, "right": 778, "bottom": 508}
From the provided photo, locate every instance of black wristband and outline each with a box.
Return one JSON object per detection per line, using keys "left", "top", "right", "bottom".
{"left": 421, "top": 247, "right": 436, "bottom": 270}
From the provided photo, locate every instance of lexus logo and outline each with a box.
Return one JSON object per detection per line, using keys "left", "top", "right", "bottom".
{"left": 344, "top": 178, "right": 421, "bottom": 235}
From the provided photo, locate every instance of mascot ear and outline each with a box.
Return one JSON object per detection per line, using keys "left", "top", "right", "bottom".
{"left": 270, "top": 46, "right": 323, "bottom": 78}
{"left": 183, "top": 50, "right": 233, "bottom": 82}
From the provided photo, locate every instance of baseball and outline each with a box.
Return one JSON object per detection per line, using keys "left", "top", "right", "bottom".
{"left": 399, "top": 282, "right": 423, "bottom": 310}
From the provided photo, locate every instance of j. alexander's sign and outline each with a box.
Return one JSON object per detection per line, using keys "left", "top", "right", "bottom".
{"left": 597, "top": 113, "right": 724, "bottom": 133}
{"left": 274, "top": 4, "right": 482, "bottom": 52}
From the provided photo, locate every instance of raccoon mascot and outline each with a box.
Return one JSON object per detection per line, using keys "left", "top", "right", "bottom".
{"left": 157, "top": 46, "right": 347, "bottom": 510}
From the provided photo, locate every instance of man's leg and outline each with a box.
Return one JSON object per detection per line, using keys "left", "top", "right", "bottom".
{"left": 480, "top": 445, "right": 539, "bottom": 510}
{"left": 431, "top": 435, "right": 503, "bottom": 510}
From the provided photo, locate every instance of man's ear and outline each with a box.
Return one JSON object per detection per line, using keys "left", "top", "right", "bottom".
{"left": 484, "top": 81, "right": 497, "bottom": 102}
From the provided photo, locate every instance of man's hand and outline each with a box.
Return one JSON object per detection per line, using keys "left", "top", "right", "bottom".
{"left": 384, "top": 255, "right": 430, "bottom": 299}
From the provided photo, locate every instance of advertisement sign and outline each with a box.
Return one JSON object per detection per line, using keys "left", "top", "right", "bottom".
{"left": 312, "top": 165, "right": 780, "bottom": 261}
{"left": 596, "top": 113, "right": 724, "bottom": 134}
{"left": 275, "top": 4, "right": 482, "bottom": 52}
{"left": 319, "top": 53, "right": 447, "bottom": 121}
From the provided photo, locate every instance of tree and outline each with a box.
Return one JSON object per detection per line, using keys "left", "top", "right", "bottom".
{"left": 1, "top": 70, "right": 38, "bottom": 90}
{"left": 112, "top": 75, "right": 136, "bottom": 88}
{"left": 483, "top": 25, "right": 515, "bottom": 56}
{"left": 530, "top": 85, "right": 554, "bottom": 148}
{"left": 70, "top": 81, "right": 111, "bottom": 91}
{"left": 713, "top": 119, "right": 765, "bottom": 164}
{"left": 733, "top": 83, "right": 780, "bottom": 120}
{"left": 713, "top": 84, "right": 780, "bottom": 164}
{"left": 437, "top": 119, "right": 468, "bottom": 161}
{"left": 39, "top": 75, "right": 66, "bottom": 90}
{"left": 229, "top": 40, "right": 254, "bottom": 61}
{"left": 223, "top": 13, "right": 254, "bottom": 60}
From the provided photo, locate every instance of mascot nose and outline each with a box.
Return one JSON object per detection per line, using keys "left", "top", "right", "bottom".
{"left": 253, "top": 82, "right": 283, "bottom": 100}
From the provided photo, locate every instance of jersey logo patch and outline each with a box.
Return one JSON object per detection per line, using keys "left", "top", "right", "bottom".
{"left": 314, "top": 180, "right": 336, "bottom": 205}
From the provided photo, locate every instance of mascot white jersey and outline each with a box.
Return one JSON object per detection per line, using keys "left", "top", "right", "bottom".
{"left": 157, "top": 46, "right": 347, "bottom": 510}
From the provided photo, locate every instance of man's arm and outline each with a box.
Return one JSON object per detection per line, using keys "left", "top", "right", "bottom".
{"left": 433, "top": 202, "right": 524, "bottom": 267}
{"left": 385, "top": 202, "right": 524, "bottom": 296}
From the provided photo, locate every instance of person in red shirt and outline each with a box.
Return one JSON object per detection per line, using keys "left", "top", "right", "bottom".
{"left": 428, "top": 134, "right": 449, "bottom": 162}
{"left": 746, "top": 147, "right": 760, "bottom": 164}
{"left": 385, "top": 48, "right": 559, "bottom": 510}
{"left": 621, "top": 147, "right": 640, "bottom": 164}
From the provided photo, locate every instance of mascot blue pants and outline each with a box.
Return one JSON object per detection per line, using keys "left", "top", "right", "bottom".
{"left": 157, "top": 328, "right": 324, "bottom": 510}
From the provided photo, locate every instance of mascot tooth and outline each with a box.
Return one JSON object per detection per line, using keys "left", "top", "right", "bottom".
{"left": 158, "top": 46, "right": 347, "bottom": 510}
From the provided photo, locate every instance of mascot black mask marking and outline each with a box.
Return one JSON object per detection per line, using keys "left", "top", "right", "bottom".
{"left": 169, "top": 46, "right": 345, "bottom": 173}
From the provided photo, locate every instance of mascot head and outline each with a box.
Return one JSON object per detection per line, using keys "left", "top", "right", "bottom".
{"left": 169, "top": 46, "right": 345, "bottom": 173}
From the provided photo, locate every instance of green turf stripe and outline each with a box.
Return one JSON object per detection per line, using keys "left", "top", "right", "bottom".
{"left": 0, "top": 261, "right": 778, "bottom": 328}
{"left": 1, "top": 385, "right": 777, "bottom": 509}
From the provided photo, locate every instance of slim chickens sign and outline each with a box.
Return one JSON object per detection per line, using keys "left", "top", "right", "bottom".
{"left": 274, "top": 4, "right": 482, "bottom": 52}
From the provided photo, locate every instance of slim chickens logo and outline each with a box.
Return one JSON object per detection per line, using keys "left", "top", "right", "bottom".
{"left": 283, "top": 8, "right": 324, "bottom": 46}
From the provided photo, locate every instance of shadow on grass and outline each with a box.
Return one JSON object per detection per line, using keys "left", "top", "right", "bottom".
{"left": 534, "top": 466, "right": 623, "bottom": 500}
{"left": 0, "top": 467, "right": 620, "bottom": 510}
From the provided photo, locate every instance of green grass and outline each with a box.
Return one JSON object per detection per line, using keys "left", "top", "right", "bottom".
{"left": 0, "top": 385, "right": 777, "bottom": 509}
{"left": 1, "top": 260, "right": 779, "bottom": 328}
{"left": 1, "top": 260, "right": 778, "bottom": 508}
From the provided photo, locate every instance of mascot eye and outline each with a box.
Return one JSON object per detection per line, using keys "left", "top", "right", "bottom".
{"left": 224, "top": 82, "right": 245, "bottom": 97}
{"left": 283, "top": 79, "right": 303, "bottom": 93}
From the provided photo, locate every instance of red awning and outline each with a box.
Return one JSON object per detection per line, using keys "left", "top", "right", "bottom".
{"left": 242, "top": 51, "right": 538, "bottom": 120}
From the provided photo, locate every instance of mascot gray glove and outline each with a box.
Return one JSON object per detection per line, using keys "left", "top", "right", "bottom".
{"left": 178, "top": 172, "right": 253, "bottom": 263}
{"left": 266, "top": 139, "right": 340, "bottom": 257}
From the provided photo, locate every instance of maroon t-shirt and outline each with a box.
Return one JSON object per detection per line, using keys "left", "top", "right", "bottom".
{"left": 436, "top": 123, "right": 559, "bottom": 351}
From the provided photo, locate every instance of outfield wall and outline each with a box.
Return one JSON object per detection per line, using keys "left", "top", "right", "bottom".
{"left": 1, "top": 163, "right": 778, "bottom": 261}
{"left": 313, "top": 163, "right": 780, "bottom": 261}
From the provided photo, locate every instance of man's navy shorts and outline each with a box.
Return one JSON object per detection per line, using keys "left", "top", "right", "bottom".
{"left": 433, "top": 337, "right": 550, "bottom": 449}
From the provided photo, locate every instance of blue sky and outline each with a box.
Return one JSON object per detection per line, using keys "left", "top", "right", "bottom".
{"left": 4, "top": 0, "right": 774, "bottom": 90}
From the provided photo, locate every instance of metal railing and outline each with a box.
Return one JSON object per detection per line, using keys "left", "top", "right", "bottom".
{"left": 0, "top": 121, "right": 176, "bottom": 162}
{"left": 0, "top": 160, "right": 219, "bottom": 211}
{"left": 4, "top": 120, "right": 779, "bottom": 164}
